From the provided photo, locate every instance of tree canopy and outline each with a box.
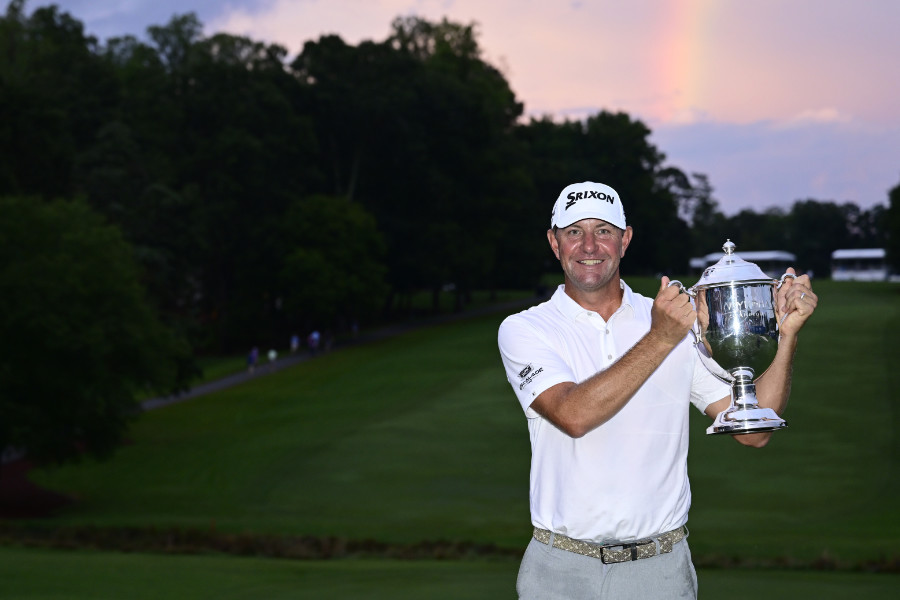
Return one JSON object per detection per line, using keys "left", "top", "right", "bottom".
{"left": 0, "top": 196, "right": 188, "bottom": 464}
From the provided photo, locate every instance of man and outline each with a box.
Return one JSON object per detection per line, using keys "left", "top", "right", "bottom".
{"left": 497, "top": 181, "right": 817, "bottom": 599}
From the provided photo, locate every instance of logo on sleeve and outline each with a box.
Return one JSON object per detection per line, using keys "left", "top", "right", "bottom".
{"left": 518, "top": 363, "right": 544, "bottom": 390}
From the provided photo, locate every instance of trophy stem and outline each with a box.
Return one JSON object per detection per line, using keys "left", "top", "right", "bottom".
{"left": 733, "top": 371, "right": 759, "bottom": 408}
{"left": 706, "top": 369, "right": 788, "bottom": 435}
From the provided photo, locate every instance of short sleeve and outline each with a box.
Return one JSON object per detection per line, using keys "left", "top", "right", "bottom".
{"left": 689, "top": 349, "right": 731, "bottom": 413}
{"left": 498, "top": 314, "right": 576, "bottom": 418}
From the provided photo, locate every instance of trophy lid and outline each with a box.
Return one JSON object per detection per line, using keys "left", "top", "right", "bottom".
{"left": 694, "top": 240, "right": 773, "bottom": 288}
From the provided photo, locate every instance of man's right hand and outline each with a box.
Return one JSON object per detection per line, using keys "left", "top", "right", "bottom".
{"left": 651, "top": 277, "right": 697, "bottom": 347}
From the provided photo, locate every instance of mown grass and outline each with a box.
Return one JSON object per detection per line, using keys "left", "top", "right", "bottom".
{"left": 29, "top": 311, "right": 531, "bottom": 545}
{"left": 0, "top": 546, "right": 897, "bottom": 600}
{"left": 6, "top": 278, "right": 900, "bottom": 595}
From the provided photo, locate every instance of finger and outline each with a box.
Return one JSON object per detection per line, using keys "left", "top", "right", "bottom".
{"left": 671, "top": 290, "right": 691, "bottom": 308}
{"left": 669, "top": 290, "right": 695, "bottom": 321}
{"left": 778, "top": 267, "right": 798, "bottom": 312}
{"left": 658, "top": 280, "right": 682, "bottom": 301}
{"left": 782, "top": 282, "right": 817, "bottom": 328}
{"left": 795, "top": 288, "right": 817, "bottom": 308}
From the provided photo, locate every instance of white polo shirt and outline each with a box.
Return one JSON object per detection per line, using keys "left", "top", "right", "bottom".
{"left": 498, "top": 282, "right": 729, "bottom": 543}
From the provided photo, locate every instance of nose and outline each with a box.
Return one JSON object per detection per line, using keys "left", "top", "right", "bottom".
{"left": 582, "top": 231, "right": 598, "bottom": 253}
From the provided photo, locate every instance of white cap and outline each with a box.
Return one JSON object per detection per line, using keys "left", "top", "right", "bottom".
{"left": 550, "top": 181, "right": 626, "bottom": 229}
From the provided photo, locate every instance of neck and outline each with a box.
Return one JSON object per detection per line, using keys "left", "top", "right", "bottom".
{"left": 563, "top": 277, "right": 624, "bottom": 320}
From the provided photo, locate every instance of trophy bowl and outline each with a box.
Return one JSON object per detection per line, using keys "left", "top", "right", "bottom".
{"left": 671, "top": 240, "right": 795, "bottom": 435}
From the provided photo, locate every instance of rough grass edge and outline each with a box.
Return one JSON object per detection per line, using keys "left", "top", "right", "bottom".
{"left": 0, "top": 523, "right": 897, "bottom": 574}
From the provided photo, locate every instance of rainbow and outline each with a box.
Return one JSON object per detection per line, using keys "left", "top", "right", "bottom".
{"left": 654, "top": 0, "right": 718, "bottom": 123}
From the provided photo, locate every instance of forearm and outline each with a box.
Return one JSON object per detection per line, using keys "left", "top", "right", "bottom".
{"left": 533, "top": 331, "right": 678, "bottom": 437}
{"left": 754, "top": 332, "right": 799, "bottom": 415}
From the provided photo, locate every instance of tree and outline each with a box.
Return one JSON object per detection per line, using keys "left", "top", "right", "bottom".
{"left": 173, "top": 28, "right": 320, "bottom": 350}
{"left": 0, "top": 197, "right": 188, "bottom": 466}
{"left": 0, "top": 0, "right": 118, "bottom": 198}
{"left": 387, "top": 17, "right": 530, "bottom": 304}
{"left": 278, "top": 194, "right": 389, "bottom": 331}
{"left": 94, "top": 15, "right": 322, "bottom": 351}
{"left": 728, "top": 207, "right": 789, "bottom": 252}
{"left": 668, "top": 172, "right": 730, "bottom": 257}
{"left": 846, "top": 203, "right": 887, "bottom": 248}
{"left": 886, "top": 179, "right": 900, "bottom": 274}
{"left": 293, "top": 18, "right": 531, "bottom": 311}
{"left": 786, "top": 199, "right": 853, "bottom": 277}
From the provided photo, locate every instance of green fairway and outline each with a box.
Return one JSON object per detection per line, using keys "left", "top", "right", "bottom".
{"left": 30, "top": 310, "right": 533, "bottom": 545}
{"left": 8, "top": 279, "right": 899, "bottom": 593}
{"left": 0, "top": 547, "right": 519, "bottom": 599}
{"left": 0, "top": 546, "right": 896, "bottom": 599}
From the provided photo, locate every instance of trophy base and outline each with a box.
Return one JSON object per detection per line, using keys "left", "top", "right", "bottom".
{"left": 706, "top": 405, "right": 788, "bottom": 435}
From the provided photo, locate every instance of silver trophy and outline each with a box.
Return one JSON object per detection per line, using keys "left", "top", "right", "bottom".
{"left": 670, "top": 240, "right": 795, "bottom": 435}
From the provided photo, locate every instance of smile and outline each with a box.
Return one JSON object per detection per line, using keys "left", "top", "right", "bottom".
{"left": 579, "top": 259, "right": 604, "bottom": 265}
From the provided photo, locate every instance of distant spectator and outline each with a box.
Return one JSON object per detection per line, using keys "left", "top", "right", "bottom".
{"left": 290, "top": 334, "right": 300, "bottom": 353}
{"left": 307, "top": 330, "right": 321, "bottom": 356}
{"left": 268, "top": 348, "right": 278, "bottom": 371}
{"left": 247, "top": 347, "right": 259, "bottom": 373}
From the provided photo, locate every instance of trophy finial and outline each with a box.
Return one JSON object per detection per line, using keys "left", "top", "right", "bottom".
{"left": 723, "top": 239, "right": 736, "bottom": 255}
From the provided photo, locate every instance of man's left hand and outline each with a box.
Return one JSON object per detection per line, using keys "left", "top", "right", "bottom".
{"left": 775, "top": 268, "right": 818, "bottom": 337}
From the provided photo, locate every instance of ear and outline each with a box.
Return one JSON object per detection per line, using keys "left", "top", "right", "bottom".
{"left": 547, "top": 228, "right": 560, "bottom": 260}
{"left": 620, "top": 226, "right": 633, "bottom": 257}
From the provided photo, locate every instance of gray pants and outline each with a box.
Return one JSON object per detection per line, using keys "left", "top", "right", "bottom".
{"left": 517, "top": 534, "right": 698, "bottom": 599}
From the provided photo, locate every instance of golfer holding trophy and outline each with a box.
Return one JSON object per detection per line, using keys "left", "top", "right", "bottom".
{"left": 499, "top": 181, "right": 819, "bottom": 599}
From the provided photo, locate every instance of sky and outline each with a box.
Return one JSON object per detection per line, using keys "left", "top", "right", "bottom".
{"left": 39, "top": 0, "right": 900, "bottom": 216}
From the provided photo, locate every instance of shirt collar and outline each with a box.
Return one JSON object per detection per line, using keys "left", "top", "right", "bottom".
{"left": 551, "top": 280, "right": 636, "bottom": 321}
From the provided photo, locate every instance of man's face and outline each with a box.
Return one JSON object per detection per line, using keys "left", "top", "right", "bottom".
{"left": 547, "top": 219, "right": 633, "bottom": 294}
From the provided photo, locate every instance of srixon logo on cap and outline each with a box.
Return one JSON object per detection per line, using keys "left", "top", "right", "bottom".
{"left": 565, "top": 190, "right": 616, "bottom": 210}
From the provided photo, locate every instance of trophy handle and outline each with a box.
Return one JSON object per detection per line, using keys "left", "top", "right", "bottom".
{"left": 666, "top": 279, "right": 696, "bottom": 296}
{"left": 776, "top": 272, "right": 797, "bottom": 289}
{"left": 666, "top": 280, "right": 701, "bottom": 344}
{"left": 775, "top": 272, "right": 797, "bottom": 326}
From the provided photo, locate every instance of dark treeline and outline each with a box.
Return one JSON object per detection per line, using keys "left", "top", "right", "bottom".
{"left": 3, "top": 1, "right": 892, "bottom": 348}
